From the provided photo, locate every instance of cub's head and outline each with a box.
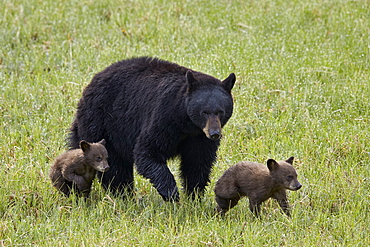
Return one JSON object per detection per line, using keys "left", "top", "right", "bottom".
{"left": 80, "top": 139, "right": 109, "bottom": 172}
{"left": 185, "top": 71, "right": 236, "bottom": 141}
{"left": 267, "top": 157, "right": 302, "bottom": 191}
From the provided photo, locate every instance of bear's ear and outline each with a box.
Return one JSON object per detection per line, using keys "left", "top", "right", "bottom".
{"left": 80, "top": 140, "right": 90, "bottom": 152}
{"left": 221, "top": 73, "right": 236, "bottom": 93}
{"left": 267, "top": 159, "right": 279, "bottom": 171}
{"left": 98, "top": 139, "right": 106, "bottom": 146}
{"left": 185, "top": 70, "right": 198, "bottom": 93}
{"left": 285, "top": 156, "right": 294, "bottom": 165}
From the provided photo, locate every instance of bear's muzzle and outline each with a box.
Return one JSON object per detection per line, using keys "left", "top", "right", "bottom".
{"left": 203, "top": 115, "right": 222, "bottom": 141}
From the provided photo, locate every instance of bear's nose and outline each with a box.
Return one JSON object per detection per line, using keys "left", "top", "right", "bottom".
{"left": 296, "top": 183, "right": 302, "bottom": 190}
{"left": 209, "top": 133, "right": 221, "bottom": 141}
{"left": 101, "top": 165, "right": 110, "bottom": 172}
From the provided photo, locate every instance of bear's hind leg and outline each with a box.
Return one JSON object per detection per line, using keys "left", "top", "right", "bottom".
{"left": 51, "top": 172, "right": 72, "bottom": 196}
{"left": 216, "top": 196, "right": 240, "bottom": 215}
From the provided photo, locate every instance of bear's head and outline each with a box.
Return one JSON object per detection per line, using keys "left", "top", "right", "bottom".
{"left": 185, "top": 71, "right": 236, "bottom": 141}
{"left": 80, "top": 139, "right": 110, "bottom": 172}
{"left": 267, "top": 157, "right": 302, "bottom": 191}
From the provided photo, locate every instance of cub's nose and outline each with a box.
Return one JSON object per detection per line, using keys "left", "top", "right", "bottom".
{"left": 100, "top": 165, "right": 110, "bottom": 172}
{"left": 296, "top": 183, "right": 302, "bottom": 190}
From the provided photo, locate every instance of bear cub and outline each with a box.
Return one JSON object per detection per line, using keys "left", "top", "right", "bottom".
{"left": 49, "top": 139, "right": 109, "bottom": 197}
{"left": 214, "top": 157, "right": 302, "bottom": 217}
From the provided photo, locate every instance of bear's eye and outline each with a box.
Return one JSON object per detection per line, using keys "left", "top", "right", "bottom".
{"left": 286, "top": 175, "right": 293, "bottom": 181}
{"left": 96, "top": 157, "right": 102, "bottom": 162}
{"left": 202, "top": 111, "right": 210, "bottom": 116}
{"left": 217, "top": 110, "right": 225, "bottom": 116}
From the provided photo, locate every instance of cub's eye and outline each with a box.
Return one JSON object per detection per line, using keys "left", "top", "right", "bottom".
{"left": 96, "top": 157, "right": 102, "bottom": 162}
{"left": 286, "top": 175, "right": 293, "bottom": 181}
{"left": 202, "top": 111, "right": 210, "bottom": 116}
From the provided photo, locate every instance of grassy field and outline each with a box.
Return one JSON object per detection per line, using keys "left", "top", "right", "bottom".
{"left": 1, "top": 0, "right": 369, "bottom": 245}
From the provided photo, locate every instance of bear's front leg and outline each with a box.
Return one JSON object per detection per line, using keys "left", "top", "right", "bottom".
{"left": 273, "top": 190, "right": 291, "bottom": 217}
{"left": 137, "top": 161, "right": 179, "bottom": 201}
{"left": 62, "top": 170, "right": 85, "bottom": 187}
{"left": 76, "top": 179, "right": 93, "bottom": 197}
{"left": 134, "top": 146, "right": 179, "bottom": 202}
{"left": 178, "top": 135, "right": 219, "bottom": 199}
{"left": 249, "top": 200, "right": 262, "bottom": 217}
{"left": 63, "top": 172, "right": 88, "bottom": 195}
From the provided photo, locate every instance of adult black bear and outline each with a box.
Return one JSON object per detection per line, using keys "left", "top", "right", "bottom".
{"left": 69, "top": 57, "right": 236, "bottom": 201}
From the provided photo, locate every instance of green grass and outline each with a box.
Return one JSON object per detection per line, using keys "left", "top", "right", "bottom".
{"left": 1, "top": 0, "right": 369, "bottom": 245}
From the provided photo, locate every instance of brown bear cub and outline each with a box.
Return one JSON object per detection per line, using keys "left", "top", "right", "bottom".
{"left": 49, "top": 139, "right": 109, "bottom": 197}
{"left": 214, "top": 157, "right": 302, "bottom": 217}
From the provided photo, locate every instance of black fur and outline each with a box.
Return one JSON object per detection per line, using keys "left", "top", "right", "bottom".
{"left": 69, "top": 57, "right": 236, "bottom": 201}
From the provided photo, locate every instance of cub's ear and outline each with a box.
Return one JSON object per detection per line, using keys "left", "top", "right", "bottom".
{"left": 79, "top": 140, "right": 90, "bottom": 152}
{"left": 267, "top": 159, "right": 279, "bottom": 171}
{"left": 98, "top": 139, "right": 106, "bottom": 146}
{"left": 221, "top": 73, "right": 236, "bottom": 93}
{"left": 285, "top": 156, "right": 294, "bottom": 165}
{"left": 185, "top": 70, "right": 198, "bottom": 93}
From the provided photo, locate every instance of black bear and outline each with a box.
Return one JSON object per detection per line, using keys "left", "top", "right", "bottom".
{"left": 50, "top": 139, "right": 109, "bottom": 197}
{"left": 214, "top": 157, "right": 302, "bottom": 217}
{"left": 69, "top": 57, "right": 236, "bottom": 201}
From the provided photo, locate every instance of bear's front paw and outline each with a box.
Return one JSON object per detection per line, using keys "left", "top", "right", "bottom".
{"left": 159, "top": 188, "right": 180, "bottom": 202}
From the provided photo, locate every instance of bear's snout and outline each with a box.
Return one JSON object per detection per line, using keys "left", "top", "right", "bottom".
{"left": 296, "top": 183, "right": 302, "bottom": 190}
{"left": 203, "top": 115, "right": 222, "bottom": 141}
{"left": 204, "top": 128, "right": 222, "bottom": 141}
{"left": 291, "top": 182, "right": 302, "bottom": 191}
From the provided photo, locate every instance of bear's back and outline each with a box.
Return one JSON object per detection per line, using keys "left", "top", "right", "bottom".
{"left": 230, "top": 161, "right": 273, "bottom": 197}
{"left": 95, "top": 57, "right": 186, "bottom": 86}
{"left": 91, "top": 57, "right": 222, "bottom": 91}
{"left": 215, "top": 162, "right": 271, "bottom": 197}
{"left": 49, "top": 149, "right": 84, "bottom": 184}
{"left": 52, "top": 149, "right": 83, "bottom": 169}
{"left": 114, "top": 57, "right": 184, "bottom": 74}
{"left": 234, "top": 161, "right": 270, "bottom": 178}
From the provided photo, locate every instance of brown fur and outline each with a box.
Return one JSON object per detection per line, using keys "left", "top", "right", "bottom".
{"left": 49, "top": 139, "right": 109, "bottom": 197}
{"left": 214, "top": 157, "right": 302, "bottom": 217}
